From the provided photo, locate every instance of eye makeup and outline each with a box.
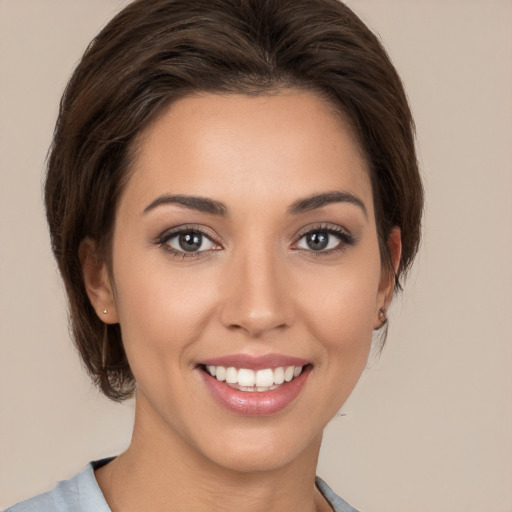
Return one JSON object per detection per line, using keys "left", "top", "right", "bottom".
{"left": 154, "top": 224, "right": 222, "bottom": 259}
{"left": 292, "top": 223, "right": 358, "bottom": 256}
{"left": 153, "top": 220, "right": 357, "bottom": 261}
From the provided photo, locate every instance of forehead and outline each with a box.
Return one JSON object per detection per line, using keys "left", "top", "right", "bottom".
{"left": 122, "top": 89, "right": 373, "bottom": 217}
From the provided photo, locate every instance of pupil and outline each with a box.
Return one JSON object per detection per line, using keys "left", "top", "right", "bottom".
{"left": 179, "top": 232, "right": 202, "bottom": 251}
{"left": 307, "top": 232, "right": 328, "bottom": 250}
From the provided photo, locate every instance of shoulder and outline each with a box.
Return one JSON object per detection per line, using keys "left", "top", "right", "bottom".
{"left": 316, "top": 476, "right": 360, "bottom": 512}
{"left": 5, "top": 460, "right": 113, "bottom": 512}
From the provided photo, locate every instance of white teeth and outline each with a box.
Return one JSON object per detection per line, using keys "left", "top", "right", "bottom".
{"left": 256, "top": 369, "right": 274, "bottom": 387}
{"left": 237, "top": 368, "right": 255, "bottom": 387}
{"left": 284, "top": 366, "right": 294, "bottom": 382}
{"left": 225, "top": 367, "right": 238, "bottom": 384}
{"left": 205, "top": 364, "right": 305, "bottom": 391}
{"left": 273, "top": 367, "right": 285, "bottom": 385}
{"left": 215, "top": 366, "right": 226, "bottom": 382}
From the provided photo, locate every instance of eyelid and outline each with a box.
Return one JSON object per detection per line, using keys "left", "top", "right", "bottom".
{"left": 292, "top": 223, "right": 356, "bottom": 252}
{"left": 293, "top": 222, "right": 353, "bottom": 240}
{"left": 155, "top": 224, "right": 223, "bottom": 256}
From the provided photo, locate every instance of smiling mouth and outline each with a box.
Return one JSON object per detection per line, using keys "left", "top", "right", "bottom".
{"left": 201, "top": 364, "right": 306, "bottom": 392}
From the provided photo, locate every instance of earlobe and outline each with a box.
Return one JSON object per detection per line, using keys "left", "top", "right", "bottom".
{"left": 79, "top": 238, "right": 119, "bottom": 324}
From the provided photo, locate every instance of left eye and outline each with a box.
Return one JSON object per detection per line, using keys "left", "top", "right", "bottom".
{"left": 296, "top": 230, "right": 342, "bottom": 251}
{"left": 165, "top": 230, "right": 217, "bottom": 253}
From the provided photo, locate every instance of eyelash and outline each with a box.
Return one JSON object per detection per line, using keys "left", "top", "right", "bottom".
{"left": 293, "top": 224, "right": 357, "bottom": 255}
{"left": 155, "top": 223, "right": 356, "bottom": 259}
{"left": 155, "top": 225, "right": 221, "bottom": 260}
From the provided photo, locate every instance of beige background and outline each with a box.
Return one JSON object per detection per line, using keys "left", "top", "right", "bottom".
{"left": 1, "top": 0, "right": 511, "bottom": 510}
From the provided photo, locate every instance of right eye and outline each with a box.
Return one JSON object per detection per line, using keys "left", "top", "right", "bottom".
{"left": 296, "top": 230, "right": 342, "bottom": 252}
{"left": 157, "top": 227, "right": 221, "bottom": 257}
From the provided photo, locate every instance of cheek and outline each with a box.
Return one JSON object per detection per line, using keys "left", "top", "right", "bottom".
{"left": 111, "top": 248, "right": 219, "bottom": 373}
{"left": 302, "top": 256, "right": 380, "bottom": 333}
{"left": 297, "top": 253, "right": 381, "bottom": 373}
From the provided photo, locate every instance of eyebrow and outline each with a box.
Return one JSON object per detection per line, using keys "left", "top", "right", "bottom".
{"left": 143, "top": 194, "right": 227, "bottom": 216}
{"left": 288, "top": 191, "right": 367, "bottom": 218}
{"left": 142, "top": 190, "right": 367, "bottom": 218}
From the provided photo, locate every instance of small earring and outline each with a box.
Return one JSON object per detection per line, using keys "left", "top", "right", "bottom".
{"left": 103, "top": 308, "right": 108, "bottom": 315}
{"left": 378, "top": 307, "right": 387, "bottom": 323}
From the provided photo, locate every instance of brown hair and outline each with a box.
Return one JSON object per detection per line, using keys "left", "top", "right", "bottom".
{"left": 45, "top": 0, "right": 423, "bottom": 400}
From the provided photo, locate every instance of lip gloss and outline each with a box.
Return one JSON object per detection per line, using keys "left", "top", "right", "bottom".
{"left": 199, "top": 364, "right": 311, "bottom": 416}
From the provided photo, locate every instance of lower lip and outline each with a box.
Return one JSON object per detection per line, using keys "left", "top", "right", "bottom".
{"left": 199, "top": 366, "right": 311, "bottom": 416}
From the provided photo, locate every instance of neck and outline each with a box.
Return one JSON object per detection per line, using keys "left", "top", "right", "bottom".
{"left": 96, "top": 392, "right": 330, "bottom": 512}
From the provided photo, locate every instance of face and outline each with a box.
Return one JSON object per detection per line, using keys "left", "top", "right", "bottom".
{"left": 91, "top": 89, "right": 397, "bottom": 473}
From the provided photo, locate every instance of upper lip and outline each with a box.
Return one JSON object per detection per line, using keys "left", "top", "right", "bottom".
{"left": 198, "top": 354, "right": 310, "bottom": 371}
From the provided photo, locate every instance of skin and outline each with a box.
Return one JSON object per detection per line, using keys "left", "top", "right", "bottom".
{"left": 81, "top": 89, "right": 401, "bottom": 512}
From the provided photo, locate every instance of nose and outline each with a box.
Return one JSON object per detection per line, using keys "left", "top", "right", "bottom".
{"left": 219, "top": 246, "right": 292, "bottom": 338}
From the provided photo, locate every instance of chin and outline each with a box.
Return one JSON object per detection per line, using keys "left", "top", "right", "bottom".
{"left": 188, "top": 419, "right": 324, "bottom": 475}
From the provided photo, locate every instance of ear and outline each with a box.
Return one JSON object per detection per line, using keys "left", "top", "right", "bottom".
{"left": 79, "top": 238, "right": 119, "bottom": 324}
{"left": 374, "top": 227, "right": 402, "bottom": 329}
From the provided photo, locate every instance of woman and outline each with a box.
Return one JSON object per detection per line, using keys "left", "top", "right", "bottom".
{"left": 7, "top": 0, "right": 422, "bottom": 510}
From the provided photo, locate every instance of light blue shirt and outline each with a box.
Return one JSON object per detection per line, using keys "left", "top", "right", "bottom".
{"left": 6, "top": 459, "right": 359, "bottom": 512}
